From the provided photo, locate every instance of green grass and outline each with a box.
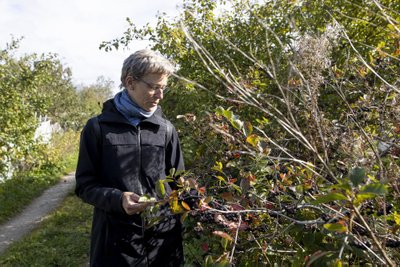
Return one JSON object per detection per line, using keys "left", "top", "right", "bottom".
{"left": 0, "top": 192, "right": 92, "bottom": 266}
{"left": 0, "top": 153, "right": 78, "bottom": 225}
{"left": 0, "top": 174, "right": 58, "bottom": 225}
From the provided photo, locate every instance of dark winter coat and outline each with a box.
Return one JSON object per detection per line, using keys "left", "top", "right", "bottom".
{"left": 75, "top": 99, "right": 185, "bottom": 267}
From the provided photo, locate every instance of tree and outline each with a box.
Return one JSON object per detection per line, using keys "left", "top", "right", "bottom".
{"left": 77, "top": 76, "right": 114, "bottom": 121}
{"left": 0, "top": 38, "right": 109, "bottom": 179}
{"left": 0, "top": 38, "right": 71, "bottom": 178}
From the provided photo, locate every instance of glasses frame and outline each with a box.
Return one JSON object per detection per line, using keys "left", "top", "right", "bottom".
{"left": 135, "top": 77, "right": 169, "bottom": 94}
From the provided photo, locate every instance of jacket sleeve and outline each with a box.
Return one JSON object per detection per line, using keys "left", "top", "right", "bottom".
{"left": 165, "top": 123, "right": 185, "bottom": 177}
{"left": 75, "top": 118, "right": 125, "bottom": 214}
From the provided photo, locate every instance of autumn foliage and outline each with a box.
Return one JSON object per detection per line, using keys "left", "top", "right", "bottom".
{"left": 101, "top": 0, "right": 400, "bottom": 265}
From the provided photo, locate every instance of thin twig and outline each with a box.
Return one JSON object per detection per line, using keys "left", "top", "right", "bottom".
{"left": 351, "top": 234, "right": 386, "bottom": 264}
{"left": 230, "top": 215, "right": 241, "bottom": 264}
{"left": 203, "top": 206, "right": 325, "bottom": 225}
{"left": 338, "top": 235, "right": 349, "bottom": 259}
{"left": 353, "top": 205, "right": 395, "bottom": 266}
{"left": 250, "top": 232, "right": 271, "bottom": 265}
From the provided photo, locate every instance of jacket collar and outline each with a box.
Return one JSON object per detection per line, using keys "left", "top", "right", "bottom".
{"left": 99, "top": 99, "right": 164, "bottom": 127}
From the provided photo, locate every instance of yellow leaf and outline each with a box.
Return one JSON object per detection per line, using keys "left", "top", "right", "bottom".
{"left": 216, "top": 175, "right": 226, "bottom": 183}
{"left": 205, "top": 196, "right": 213, "bottom": 203}
{"left": 334, "top": 259, "right": 343, "bottom": 267}
{"left": 212, "top": 161, "right": 223, "bottom": 172}
{"left": 246, "top": 134, "right": 260, "bottom": 147}
{"left": 181, "top": 201, "right": 191, "bottom": 211}
{"left": 169, "top": 195, "right": 183, "bottom": 214}
{"left": 394, "top": 212, "right": 400, "bottom": 226}
{"left": 323, "top": 223, "right": 347, "bottom": 233}
{"left": 181, "top": 211, "right": 189, "bottom": 223}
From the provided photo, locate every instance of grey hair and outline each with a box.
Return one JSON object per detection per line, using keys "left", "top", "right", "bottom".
{"left": 120, "top": 49, "right": 175, "bottom": 88}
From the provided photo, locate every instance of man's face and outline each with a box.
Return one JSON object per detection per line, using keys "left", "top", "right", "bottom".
{"left": 126, "top": 73, "right": 169, "bottom": 112}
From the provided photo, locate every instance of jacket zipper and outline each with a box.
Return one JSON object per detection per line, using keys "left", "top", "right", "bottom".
{"left": 137, "top": 125, "right": 142, "bottom": 187}
{"left": 138, "top": 126, "right": 149, "bottom": 267}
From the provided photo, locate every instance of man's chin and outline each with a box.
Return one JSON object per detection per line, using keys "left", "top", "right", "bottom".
{"left": 147, "top": 105, "right": 158, "bottom": 112}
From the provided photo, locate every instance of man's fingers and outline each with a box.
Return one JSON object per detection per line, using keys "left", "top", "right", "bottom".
{"left": 126, "top": 202, "right": 150, "bottom": 215}
{"left": 129, "top": 193, "right": 140, "bottom": 202}
{"left": 122, "top": 192, "right": 153, "bottom": 215}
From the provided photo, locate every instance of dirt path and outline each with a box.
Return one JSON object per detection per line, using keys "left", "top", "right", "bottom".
{"left": 0, "top": 173, "right": 75, "bottom": 255}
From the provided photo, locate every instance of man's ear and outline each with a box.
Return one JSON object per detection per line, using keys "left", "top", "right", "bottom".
{"left": 125, "top": 76, "right": 134, "bottom": 88}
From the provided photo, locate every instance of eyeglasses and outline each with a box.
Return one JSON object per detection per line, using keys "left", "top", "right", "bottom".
{"left": 135, "top": 77, "right": 169, "bottom": 94}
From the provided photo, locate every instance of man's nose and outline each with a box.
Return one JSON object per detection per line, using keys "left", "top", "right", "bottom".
{"left": 155, "top": 89, "right": 163, "bottom": 99}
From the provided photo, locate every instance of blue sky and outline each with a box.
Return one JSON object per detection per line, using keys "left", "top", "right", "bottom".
{"left": 0, "top": 0, "right": 182, "bottom": 93}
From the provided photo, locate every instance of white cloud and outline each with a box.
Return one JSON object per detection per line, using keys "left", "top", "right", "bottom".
{"left": 0, "top": 0, "right": 182, "bottom": 93}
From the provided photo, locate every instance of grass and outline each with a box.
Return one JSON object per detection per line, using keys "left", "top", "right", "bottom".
{"left": 0, "top": 169, "right": 75, "bottom": 225}
{"left": 0, "top": 192, "right": 92, "bottom": 266}
{"left": 0, "top": 151, "right": 78, "bottom": 225}
{"left": 0, "top": 173, "right": 58, "bottom": 225}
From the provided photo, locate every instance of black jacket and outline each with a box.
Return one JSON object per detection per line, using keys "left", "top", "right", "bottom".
{"left": 75, "top": 99, "right": 185, "bottom": 267}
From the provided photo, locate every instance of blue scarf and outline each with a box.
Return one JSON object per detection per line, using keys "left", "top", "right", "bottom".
{"left": 113, "top": 89, "right": 155, "bottom": 126}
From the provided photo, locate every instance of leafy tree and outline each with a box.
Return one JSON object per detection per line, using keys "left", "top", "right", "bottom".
{"left": 76, "top": 76, "right": 114, "bottom": 123}
{"left": 0, "top": 38, "right": 68, "bottom": 178}
{"left": 0, "top": 38, "right": 111, "bottom": 180}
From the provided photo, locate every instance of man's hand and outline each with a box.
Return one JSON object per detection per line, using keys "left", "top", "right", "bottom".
{"left": 122, "top": 192, "right": 151, "bottom": 215}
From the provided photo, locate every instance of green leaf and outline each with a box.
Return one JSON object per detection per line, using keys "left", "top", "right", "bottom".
{"left": 360, "top": 183, "right": 387, "bottom": 195}
{"left": 349, "top": 167, "right": 365, "bottom": 187}
{"left": 323, "top": 223, "right": 347, "bottom": 233}
{"left": 231, "top": 117, "right": 243, "bottom": 130}
{"left": 168, "top": 168, "right": 176, "bottom": 177}
{"left": 215, "top": 106, "right": 225, "bottom": 116}
{"left": 230, "top": 184, "right": 242, "bottom": 194}
{"left": 220, "top": 236, "right": 228, "bottom": 250}
{"left": 355, "top": 193, "right": 376, "bottom": 205}
{"left": 155, "top": 179, "right": 166, "bottom": 199}
{"left": 204, "top": 255, "right": 214, "bottom": 266}
{"left": 216, "top": 108, "right": 234, "bottom": 121}
{"left": 311, "top": 193, "right": 347, "bottom": 204}
{"left": 330, "top": 182, "right": 352, "bottom": 192}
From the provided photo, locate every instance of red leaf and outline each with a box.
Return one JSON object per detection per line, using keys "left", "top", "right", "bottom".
{"left": 247, "top": 173, "right": 256, "bottom": 182}
{"left": 198, "top": 186, "right": 206, "bottom": 194}
{"left": 230, "top": 203, "right": 244, "bottom": 211}
{"left": 201, "top": 243, "right": 209, "bottom": 252}
{"left": 228, "top": 178, "right": 237, "bottom": 184}
{"left": 221, "top": 192, "right": 233, "bottom": 201}
{"left": 264, "top": 202, "right": 274, "bottom": 209}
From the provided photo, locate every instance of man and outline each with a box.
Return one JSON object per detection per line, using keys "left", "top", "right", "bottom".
{"left": 75, "top": 49, "right": 185, "bottom": 266}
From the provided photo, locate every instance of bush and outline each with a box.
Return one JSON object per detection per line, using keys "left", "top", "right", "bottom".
{"left": 102, "top": 0, "right": 400, "bottom": 265}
